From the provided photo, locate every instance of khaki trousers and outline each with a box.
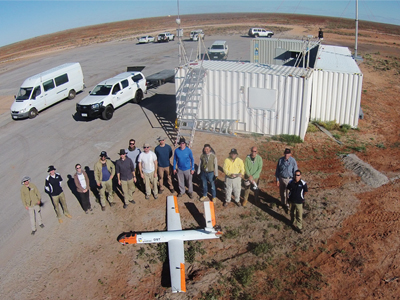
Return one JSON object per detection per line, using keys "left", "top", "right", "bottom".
{"left": 243, "top": 178, "right": 259, "bottom": 203}
{"left": 99, "top": 179, "right": 114, "bottom": 207}
{"left": 144, "top": 171, "right": 158, "bottom": 196}
{"left": 290, "top": 202, "right": 303, "bottom": 229}
{"left": 158, "top": 166, "right": 173, "bottom": 190}
{"left": 28, "top": 205, "right": 43, "bottom": 231}
{"left": 279, "top": 177, "right": 291, "bottom": 207}
{"left": 52, "top": 192, "right": 70, "bottom": 219}
{"left": 121, "top": 179, "right": 135, "bottom": 204}
{"left": 225, "top": 177, "right": 241, "bottom": 203}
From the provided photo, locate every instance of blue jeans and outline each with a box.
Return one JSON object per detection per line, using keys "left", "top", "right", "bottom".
{"left": 201, "top": 171, "right": 216, "bottom": 198}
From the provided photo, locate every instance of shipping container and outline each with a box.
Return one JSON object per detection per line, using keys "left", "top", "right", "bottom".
{"left": 250, "top": 38, "right": 320, "bottom": 67}
{"left": 176, "top": 61, "right": 313, "bottom": 139}
{"left": 311, "top": 45, "right": 363, "bottom": 127}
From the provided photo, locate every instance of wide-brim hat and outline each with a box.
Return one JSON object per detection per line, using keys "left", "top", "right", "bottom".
{"left": 118, "top": 149, "right": 126, "bottom": 155}
{"left": 48, "top": 165, "right": 56, "bottom": 172}
{"left": 100, "top": 151, "right": 108, "bottom": 157}
{"left": 178, "top": 137, "right": 186, "bottom": 144}
{"left": 21, "top": 176, "right": 31, "bottom": 184}
{"left": 284, "top": 148, "right": 291, "bottom": 154}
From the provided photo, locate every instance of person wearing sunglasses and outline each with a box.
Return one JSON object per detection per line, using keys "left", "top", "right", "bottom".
{"left": 20, "top": 176, "right": 44, "bottom": 235}
{"left": 73, "top": 164, "right": 92, "bottom": 214}
{"left": 287, "top": 170, "right": 308, "bottom": 234}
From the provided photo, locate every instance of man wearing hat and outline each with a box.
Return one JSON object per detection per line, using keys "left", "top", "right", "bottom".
{"left": 116, "top": 149, "right": 136, "bottom": 208}
{"left": 223, "top": 148, "right": 245, "bottom": 207}
{"left": 154, "top": 137, "right": 174, "bottom": 193}
{"left": 173, "top": 137, "right": 195, "bottom": 198}
{"left": 243, "top": 146, "right": 263, "bottom": 206}
{"left": 94, "top": 151, "right": 115, "bottom": 211}
{"left": 20, "top": 176, "right": 44, "bottom": 235}
{"left": 45, "top": 166, "right": 72, "bottom": 223}
{"left": 275, "top": 148, "right": 298, "bottom": 213}
{"left": 138, "top": 143, "right": 158, "bottom": 199}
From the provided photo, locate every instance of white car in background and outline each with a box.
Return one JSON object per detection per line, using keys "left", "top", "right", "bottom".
{"left": 165, "top": 32, "right": 175, "bottom": 41}
{"left": 138, "top": 36, "right": 155, "bottom": 44}
{"left": 190, "top": 29, "right": 205, "bottom": 41}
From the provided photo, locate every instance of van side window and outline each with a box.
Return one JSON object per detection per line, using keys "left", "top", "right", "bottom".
{"left": 43, "top": 79, "right": 55, "bottom": 92}
{"left": 121, "top": 79, "right": 129, "bottom": 89}
{"left": 55, "top": 73, "right": 69, "bottom": 86}
{"left": 132, "top": 74, "right": 143, "bottom": 82}
{"left": 31, "top": 86, "right": 41, "bottom": 100}
{"left": 112, "top": 83, "right": 121, "bottom": 95}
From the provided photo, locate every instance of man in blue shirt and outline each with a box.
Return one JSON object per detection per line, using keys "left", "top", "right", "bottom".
{"left": 173, "top": 137, "right": 195, "bottom": 198}
{"left": 275, "top": 148, "right": 298, "bottom": 213}
{"left": 154, "top": 137, "right": 174, "bottom": 193}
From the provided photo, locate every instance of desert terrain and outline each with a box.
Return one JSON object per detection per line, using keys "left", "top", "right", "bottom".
{"left": 0, "top": 13, "right": 399, "bottom": 300}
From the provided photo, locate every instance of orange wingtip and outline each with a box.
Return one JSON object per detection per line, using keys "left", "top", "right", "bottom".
{"left": 174, "top": 196, "right": 179, "bottom": 214}
{"left": 180, "top": 263, "right": 186, "bottom": 292}
{"left": 209, "top": 201, "right": 216, "bottom": 227}
{"left": 118, "top": 232, "right": 137, "bottom": 245}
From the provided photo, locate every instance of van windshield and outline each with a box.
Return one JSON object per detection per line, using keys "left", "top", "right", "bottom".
{"left": 16, "top": 87, "right": 33, "bottom": 100}
{"left": 91, "top": 85, "right": 112, "bottom": 96}
{"left": 211, "top": 45, "right": 224, "bottom": 50}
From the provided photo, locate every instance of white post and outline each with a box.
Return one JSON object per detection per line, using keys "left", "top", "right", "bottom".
{"left": 355, "top": 0, "right": 359, "bottom": 58}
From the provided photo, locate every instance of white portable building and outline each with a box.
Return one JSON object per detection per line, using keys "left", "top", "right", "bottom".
{"left": 176, "top": 60, "right": 313, "bottom": 139}
{"left": 311, "top": 45, "right": 363, "bottom": 127}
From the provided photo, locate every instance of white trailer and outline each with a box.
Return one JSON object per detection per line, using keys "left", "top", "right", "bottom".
{"left": 10, "top": 62, "right": 85, "bottom": 119}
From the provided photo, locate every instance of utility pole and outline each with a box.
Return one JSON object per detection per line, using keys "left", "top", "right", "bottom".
{"left": 355, "top": 0, "right": 359, "bottom": 59}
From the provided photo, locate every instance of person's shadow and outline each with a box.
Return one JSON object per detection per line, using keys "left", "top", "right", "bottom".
{"left": 84, "top": 166, "right": 100, "bottom": 204}
{"left": 67, "top": 174, "right": 81, "bottom": 208}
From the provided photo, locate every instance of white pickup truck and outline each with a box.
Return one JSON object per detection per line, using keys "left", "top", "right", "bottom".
{"left": 76, "top": 72, "right": 147, "bottom": 120}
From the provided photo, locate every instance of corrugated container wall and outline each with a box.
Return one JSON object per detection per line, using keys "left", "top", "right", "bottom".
{"left": 310, "top": 46, "right": 363, "bottom": 127}
{"left": 311, "top": 71, "right": 362, "bottom": 127}
{"left": 250, "top": 38, "right": 319, "bottom": 66}
{"left": 176, "top": 63, "right": 313, "bottom": 140}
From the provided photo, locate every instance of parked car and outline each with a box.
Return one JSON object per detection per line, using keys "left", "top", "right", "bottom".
{"left": 76, "top": 72, "right": 147, "bottom": 120}
{"left": 208, "top": 41, "right": 229, "bottom": 60}
{"left": 165, "top": 32, "right": 175, "bottom": 41}
{"left": 138, "top": 36, "right": 155, "bottom": 44}
{"left": 190, "top": 29, "right": 205, "bottom": 41}
{"left": 10, "top": 62, "right": 85, "bottom": 119}
{"left": 248, "top": 28, "right": 274, "bottom": 38}
{"left": 157, "top": 33, "right": 169, "bottom": 43}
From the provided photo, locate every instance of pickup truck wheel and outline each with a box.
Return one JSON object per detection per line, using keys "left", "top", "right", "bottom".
{"left": 267, "top": 34, "right": 273, "bottom": 38}
{"left": 28, "top": 108, "right": 38, "bottom": 119}
{"left": 133, "top": 90, "right": 143, "bottom": 104}
{"left": 102, "top": 105, "right": 114, "bottom": 120}
{"left": 68, "top": 89, "right": 76, "bottom": 100}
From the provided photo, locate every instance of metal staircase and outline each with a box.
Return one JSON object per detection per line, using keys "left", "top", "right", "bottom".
{"left": 175, "top": 66, "right": 206, "bottom": 147}
{"left": 174, "top": 36, "right": 238, "bottom": 148}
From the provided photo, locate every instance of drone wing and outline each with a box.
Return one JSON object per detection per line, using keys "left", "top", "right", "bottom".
{"left": 167, "top": 195, "right": 182, "bottom": 231}
{"left": 166, "top": 196, "right": 185, "bottom": 292}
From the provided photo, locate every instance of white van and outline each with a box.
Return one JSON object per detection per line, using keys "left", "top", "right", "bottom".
{"left": 10, "top": 62, "right": 84, "bottom": 119}
{"left": 76, "top": 71, "right": 147, "bottom": 120}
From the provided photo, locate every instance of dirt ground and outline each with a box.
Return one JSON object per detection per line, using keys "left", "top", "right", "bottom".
{"left": 1, "top": 13, "right": 400, "bottom": 300}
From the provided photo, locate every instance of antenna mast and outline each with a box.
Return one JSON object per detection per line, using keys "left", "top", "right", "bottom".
{"left": 355, "top": 0, "right": 359, "bottom": 58}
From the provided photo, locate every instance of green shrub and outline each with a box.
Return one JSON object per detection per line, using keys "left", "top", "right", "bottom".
{"left": 233, "top": 265, "right": 255, "bottom": 287}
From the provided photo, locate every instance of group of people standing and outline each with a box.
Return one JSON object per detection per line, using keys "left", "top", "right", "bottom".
{"left": 20, "top": 137, "right": 308, "bottom": 236}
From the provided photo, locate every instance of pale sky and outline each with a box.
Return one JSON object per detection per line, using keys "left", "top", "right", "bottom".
{"left": 1, "top": 0, "right": 399, "bottom": 47}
